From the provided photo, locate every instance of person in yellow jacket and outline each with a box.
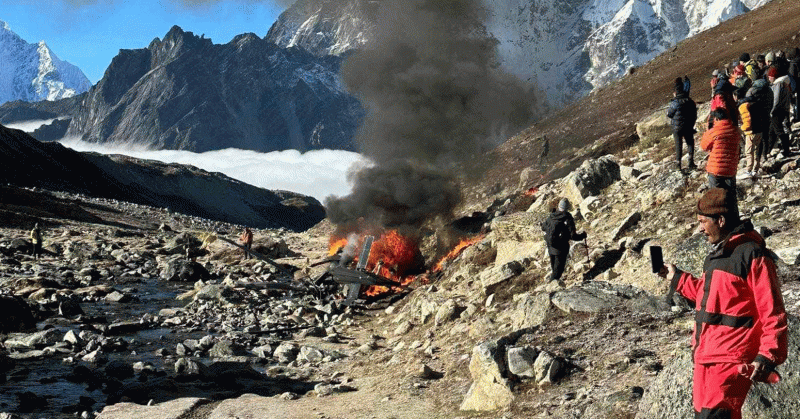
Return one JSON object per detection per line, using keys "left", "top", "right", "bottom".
{"left": 29, "top": 222, "right": 43, "bottom": 260}
{"left": 738, "top": 94, "right": 761, "bottom": 177}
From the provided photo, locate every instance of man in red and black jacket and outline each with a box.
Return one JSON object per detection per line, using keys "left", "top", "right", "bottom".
{"left": 661, "top": 188, "right": 787, "bottom": 419}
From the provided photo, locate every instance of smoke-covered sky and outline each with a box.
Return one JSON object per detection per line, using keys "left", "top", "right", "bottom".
{"left": 2, "top": 0, "right": 284, "bottom": 83}
{"left": 326, "top": 0, "right": 538, "bottom": 230}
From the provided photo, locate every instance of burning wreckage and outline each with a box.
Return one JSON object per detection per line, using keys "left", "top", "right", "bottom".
{"left": 220, "top": 228, "right": 479, "bottom": 307}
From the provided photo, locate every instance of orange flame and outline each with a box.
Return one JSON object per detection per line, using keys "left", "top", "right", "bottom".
{"left": 328, "top": 237, "right": 348, "bottom": 256}
{"left": 433, "top": 235, "right": 485, "bottom": 272}
{"left": 524, "top": 187, "right": 539, "bottom": 196}
{"left": 327, "top": 230, "right": 420, "bottom": 298}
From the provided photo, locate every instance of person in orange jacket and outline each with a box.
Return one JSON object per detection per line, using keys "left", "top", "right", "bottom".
{"left": 660, "top": 188, "right": 787, "bottom": 419}
{"left": 701, "top": 109, "right": 742, "bottom": 218}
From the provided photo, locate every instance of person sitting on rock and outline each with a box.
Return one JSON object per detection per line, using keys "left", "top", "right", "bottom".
{"left": 541, "top": 199, "right": 586, "bottom": 282}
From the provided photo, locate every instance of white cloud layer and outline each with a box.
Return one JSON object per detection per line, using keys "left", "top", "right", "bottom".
{"left": 4, "top": 119, "right": 60, "bottom": 132}
{"left": 58, "top": 137, "right": 368, "bottom": 203}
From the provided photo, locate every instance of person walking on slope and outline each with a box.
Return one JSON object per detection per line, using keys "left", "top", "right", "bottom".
{"left": 667, "top": 77, "right": 698, "bottom": 172}
{"left": 738, "top": 86, "right": 771, "bottom": 178}
{"left": 659, "top": 188, "right": 787, "bottom": 419}
{"left": 538, "top": 135, "right": 550, "bottom": 166}
{"left": 30, "top": 222, "right": 43, "bottom": 260}
{"left": 240, "top": 227, "right": 254, "bottom": 260}
{"left": 701, "top": 109, "right": 741, "bottom": 219}
{"left": 541, "top": 199, "right": 586, "bottom": 282}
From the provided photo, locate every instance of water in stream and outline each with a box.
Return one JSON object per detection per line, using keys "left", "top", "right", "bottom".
{"left": 1, "top": 279, "right": 195, "bottom": 418}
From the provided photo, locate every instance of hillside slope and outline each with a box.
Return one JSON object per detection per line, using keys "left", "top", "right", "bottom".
{"left": 478, "top": 0, "right": 800, "bottom": 201}
{"left": 0, "top": 124, "right": 325, "bottom": 231}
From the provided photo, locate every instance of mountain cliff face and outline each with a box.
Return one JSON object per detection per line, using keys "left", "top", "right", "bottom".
{"left": 0, "top": 124, "right": 325, "bottom": 230}
{"left": 267, "top": 0, "right": 772, "bottom": 109}
{"left": 0, "top": 20, "right": 92, "bottom": 105}
{"left": 67, "top": 26, "right": 363, "bottom": 153}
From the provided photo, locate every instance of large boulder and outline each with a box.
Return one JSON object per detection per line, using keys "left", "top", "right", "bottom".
{"left": 491, "top": 212, "right": 547, "bottom": 266}
{"left": 161, "top": 258, "right": 210, "bottom": 282}
{"left": 551, "top": 281, "right": 664, "bottom": 314}
{"left": 636, "top": 315, "right": 800, "bottom": 419}
{"left": 0, "top": 295, "right": 36, "bottom": 333}
{"left": 635, "top": 109, "right": 672, "bottom": 148}
{"left": 460, "top": 341, "right": 514, "bottom": 411}
{"left": 563, "top": 156, "right": 621, "bottom": 205}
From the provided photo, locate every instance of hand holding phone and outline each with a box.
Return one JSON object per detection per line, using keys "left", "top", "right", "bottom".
{"left": 650, "top": 246, "right": 664, "bottom": 274}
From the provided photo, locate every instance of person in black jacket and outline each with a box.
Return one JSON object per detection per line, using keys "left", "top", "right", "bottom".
{"left": 667, "top": 77, "right": 698, "bottom": 171}
{"left": 542, "top": 199, "right": 586, "bottom": 281}
{"left": 787, "top": 47, "right": 800, "bottom": 122}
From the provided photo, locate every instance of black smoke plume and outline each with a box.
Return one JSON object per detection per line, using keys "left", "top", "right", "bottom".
{"left": 326, "top": 0, "right": 537, "bottom": 230}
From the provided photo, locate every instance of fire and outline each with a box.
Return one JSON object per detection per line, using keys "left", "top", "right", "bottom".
{"left": 327, "top": 230, "right": 420, "bottom": 297}
{"left": 524, "top": 186, "right": 539, "bottom": 196}
{"left": 328, "top": 237, "right": 348, "bottom": 256}
{"left": 326, "top": 230, "right": 484, "bottom": 299}
{"left": 433, "top": 235, "right": 485, "bottom": 272}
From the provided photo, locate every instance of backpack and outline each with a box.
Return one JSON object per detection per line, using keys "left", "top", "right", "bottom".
{"left": 750, "top": 79, "right": 774, "bottom": 114}
{"left": 542, "top": 214, "right": 570, "bottom": 248}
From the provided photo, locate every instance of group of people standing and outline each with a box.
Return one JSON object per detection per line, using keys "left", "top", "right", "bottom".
{"left": 659, "top": 50, "right": 795, "bottom": 419}
{"left": 668, "top": 49, "right": 799, "bottom": 188}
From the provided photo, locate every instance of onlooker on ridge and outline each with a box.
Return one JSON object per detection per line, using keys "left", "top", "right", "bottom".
{"left": 667, "top": 77, "right": 698, "bottom": 171}
{"left": 767, "top": 67, "right": 794, "bottom": 157}
{"left": 740, "top": 52, "right": 759, "bottom": 82}
{"left": 701, "top": 109, "right": 741, "bottom": 219}
{"left": 660, "top": 188, "right": 787, "bottom": 419}
{"left": 708, "top": 78, "right": 739, "bottom": 130}
{"left": 743, "top": 78, "right": 774, "bottom": 176}
{"left": 787, "top": 47, "right": 800, "bottom": 122}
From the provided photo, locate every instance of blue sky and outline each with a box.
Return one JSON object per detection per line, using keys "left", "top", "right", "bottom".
{"left": 2, "top": 0, "right": 285, "bottom": 83}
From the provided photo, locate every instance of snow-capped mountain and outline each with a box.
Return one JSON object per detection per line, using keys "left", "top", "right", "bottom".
{"left": 0, "top": 20, "right": 92, "bottom": 105}
{"left": 267, "top": 0, "right": 772, "bottom": 109}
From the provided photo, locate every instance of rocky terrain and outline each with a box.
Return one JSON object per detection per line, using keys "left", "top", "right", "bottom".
{"left": 1, "top": 98, "right": 799, "bottom": 418}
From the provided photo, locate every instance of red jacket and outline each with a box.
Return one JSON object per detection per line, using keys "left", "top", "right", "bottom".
{"left": 700, "top": 119, "right": 740, "bottom": 178}
{"left": 673, "top": 222, "right": 787, "bottom": 367}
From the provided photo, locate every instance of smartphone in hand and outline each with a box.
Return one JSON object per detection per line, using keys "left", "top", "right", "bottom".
{"left": 650, "top": 245, "right": 664, "bottom": 273}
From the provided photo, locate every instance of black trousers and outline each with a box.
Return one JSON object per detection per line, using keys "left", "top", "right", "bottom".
{"left": 768, "top": 114, "right": 791, "bottom": 154}
{"left": 549, "top": 253, "right": 568, "bottom": 281}
{"left": 674, "top": 131, "right": 695, "bottom": 168}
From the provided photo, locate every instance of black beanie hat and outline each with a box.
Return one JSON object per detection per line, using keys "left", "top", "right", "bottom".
{"left": 674, "top": 77, "right": 684, "bottom": 94}
{"left": 739, "top": 52, "right": 750, "bottom": 62}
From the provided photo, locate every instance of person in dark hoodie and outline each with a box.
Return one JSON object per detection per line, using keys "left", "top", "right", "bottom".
{"left": 541, "top": 198, "right": 586, "bottom": 282}
{"left": 667, "top": 77, "right": 698, "bottom": 171}
{"left": 787, "top": 47, "right": 800, "bottom": 122}
{"left": 660, "top": 188, "right": 787, "bottom": 419}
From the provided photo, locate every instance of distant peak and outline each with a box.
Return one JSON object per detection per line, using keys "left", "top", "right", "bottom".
{"left": 1, "top": 20, "right": 10, "bottom": 31}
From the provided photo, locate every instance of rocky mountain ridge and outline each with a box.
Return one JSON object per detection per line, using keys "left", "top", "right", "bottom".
{"left": 0, "top": 20, "right": 92, "bottom": 105}
{"left": 0, "top": 124, "right": 325, "bottom": 231}
{"left": 62, "top": 26, "right": 363, "bottom": 153}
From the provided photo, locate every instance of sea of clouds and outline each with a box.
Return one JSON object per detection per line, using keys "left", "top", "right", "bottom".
{"left": 54, "top": 137, "right": 367, "bottom": 203}
{"left": 5, "top": 120, "right": 367, "bottom": 202}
